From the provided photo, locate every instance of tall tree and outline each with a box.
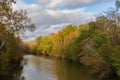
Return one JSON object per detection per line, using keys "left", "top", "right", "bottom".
{"left": 0, "top": 0, "right": 36, "bottom": 79}
{"left": 0, "top": 0, "right": 36, "bottom": 51}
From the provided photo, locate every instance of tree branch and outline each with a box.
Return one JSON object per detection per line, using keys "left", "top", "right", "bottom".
{"left": 0, "top": 41, "right": 5, "bottom": 51}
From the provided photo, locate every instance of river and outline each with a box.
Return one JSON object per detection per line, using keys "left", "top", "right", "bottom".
{"left": 20, "top": 55, "right": 100, "bottom": 80}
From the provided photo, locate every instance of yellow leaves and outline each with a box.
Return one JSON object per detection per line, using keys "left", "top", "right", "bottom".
{"left": 24, "top": 40, "right": 37, "bottom": 51}
{"left": 79, "top": 24, "right": 89, "bottom": 31}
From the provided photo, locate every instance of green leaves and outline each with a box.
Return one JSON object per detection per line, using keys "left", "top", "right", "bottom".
{"left": 111, "top": 46, "right": 120, "bottom": 76}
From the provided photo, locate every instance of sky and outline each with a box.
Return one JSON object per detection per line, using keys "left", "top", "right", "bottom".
{"left": 13, "top": 0, "right": 115, "bottom": 41}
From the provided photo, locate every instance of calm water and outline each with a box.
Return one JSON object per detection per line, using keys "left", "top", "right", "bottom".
{"left": 20, "top": 55, "right": 99, "bottom": 80}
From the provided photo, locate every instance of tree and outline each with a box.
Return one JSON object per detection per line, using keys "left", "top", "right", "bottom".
{"left": 0, "top": 0, "right": 36, "bottom": 79}
{"left": 0, "top": 0, "right": 36, "bottom": 51}
{"left": 116, "top": 0, "right": 120, "bottom": 11}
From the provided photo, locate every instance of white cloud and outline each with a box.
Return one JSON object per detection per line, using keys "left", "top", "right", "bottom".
{"left": 47, "top": 0, "right": 97, "bottom": 8}
{"left": 32, "top": 8, "right": 94, "bottom": 26}
{"left": 23, "top": 23, "right": 69, "bottom": 41}
{"left": 13, "top": 0, "right": 101, "bottom": 40}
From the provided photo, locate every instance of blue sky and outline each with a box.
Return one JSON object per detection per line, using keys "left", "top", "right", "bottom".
{"left": 23, "top": 0, "right": 34, "bottom": 4}
{"left": 13, "top": 0, "right": 115, "bottom": 41}
{"left": 23, "top": 0, "right": 115, "bottom": 12}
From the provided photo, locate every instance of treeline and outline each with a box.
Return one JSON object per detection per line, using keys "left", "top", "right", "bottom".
{"left": 25, "top": 2, "right": 120, "bottom": 80}
{"left": 0, "top": 0, "right": 35, "bottom": 80}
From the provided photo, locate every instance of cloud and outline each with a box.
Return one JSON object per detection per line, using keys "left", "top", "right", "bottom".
{"left": 13, "top": 1, "right": 94, "bottom": 25}
{"left": 23, "top": 23, "right": 69, "bottom": 41}
{"left": 32, "top": 8, "right": 94, "bottom": 26}
{"left": 13, "top": 0, "right": 110, "bottom": 40}
{"left": 47, "top": 0, "right": 98, "bottom": 8}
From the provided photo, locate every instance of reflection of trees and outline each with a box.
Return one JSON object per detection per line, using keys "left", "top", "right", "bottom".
{"left": 20, "top": 75, "right": 25, "bottom": 80}
{"left": 13, "top": 66, "right": 23, "bottom": 80}
{"left": 54, "top": 59, "right": 99, "bottom": 80}
{"left": 23, "top": 55, "right": 41, "bottom": 70}
{"left": 30, "top": 56, "right": 41, "bottom": 69}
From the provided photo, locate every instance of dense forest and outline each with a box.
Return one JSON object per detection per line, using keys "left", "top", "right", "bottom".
{"left": 0, "top": 0, "right": 35, "bottom": 80}
{"left": 25, "top": 1, "right": 120, "bottom": 80}
{"left": 1, "top": 0, "right": 120, "bottom": 80}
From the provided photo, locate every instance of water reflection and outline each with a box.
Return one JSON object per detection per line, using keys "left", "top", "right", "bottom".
{"left": 21, "top": 55, "right": 99, "bottom": 80}
{"left": 21, "top": 55, "right": 56, "bottom": 80}
{"left": 54, "top": 60, "right": 99, "bottom": 80}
